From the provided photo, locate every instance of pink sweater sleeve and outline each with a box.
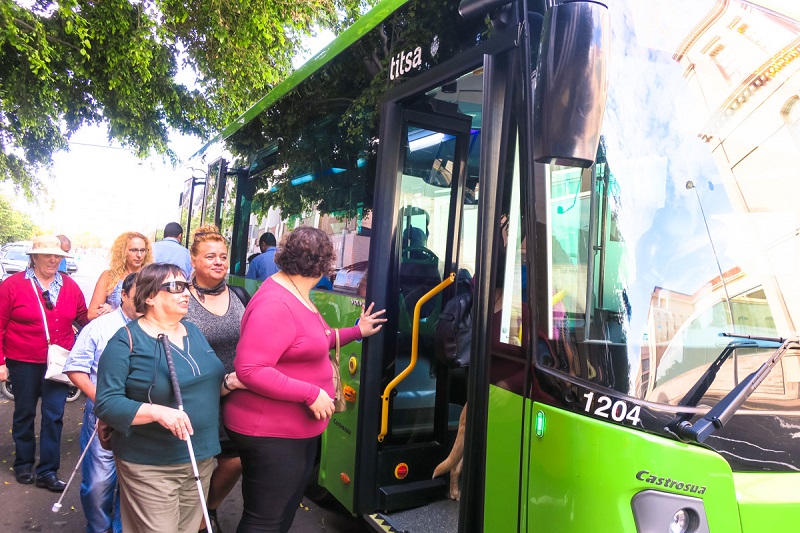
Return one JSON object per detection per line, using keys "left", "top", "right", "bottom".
{"left": 235, "top": 297, "right": 320, "bottom": 405}
{"left": 329, "top": 325, "right": 362, "bottom": 349}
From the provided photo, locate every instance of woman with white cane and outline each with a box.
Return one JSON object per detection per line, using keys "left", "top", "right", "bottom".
{"left": 95, "top": 263, "right": 245, "bottom": 533}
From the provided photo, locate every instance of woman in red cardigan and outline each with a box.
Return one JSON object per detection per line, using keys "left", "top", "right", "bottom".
{"left": 0, "top": 235, "right": 89, "bottom": 491}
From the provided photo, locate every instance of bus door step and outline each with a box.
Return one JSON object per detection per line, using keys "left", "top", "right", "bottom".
{"left": 379, "top": 477, "right": 447, "bottom": 512}
{"left": 366, "top": 496, "right": 460, "bottom": 533}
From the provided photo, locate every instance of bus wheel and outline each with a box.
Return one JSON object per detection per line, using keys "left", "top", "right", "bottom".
{"left": 304, "top": 462, "right": 333, "bottom": 504}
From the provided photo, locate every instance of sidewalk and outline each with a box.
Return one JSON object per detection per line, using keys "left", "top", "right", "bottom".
{"left": 0, "top": 397, "right": 363, "bottom": 532}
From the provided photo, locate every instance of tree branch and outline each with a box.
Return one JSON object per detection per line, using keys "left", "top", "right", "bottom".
{"left": 13, "top": 17, "right": 81, "bottom": 51}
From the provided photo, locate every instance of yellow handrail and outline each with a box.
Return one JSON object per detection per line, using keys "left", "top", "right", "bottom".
{"left": 378, "top": 272, "right": 455, "bottom": 442}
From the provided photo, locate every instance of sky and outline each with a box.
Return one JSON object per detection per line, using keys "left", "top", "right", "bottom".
{"left": 2, "top": 30, "right": 335, "bottom": 247}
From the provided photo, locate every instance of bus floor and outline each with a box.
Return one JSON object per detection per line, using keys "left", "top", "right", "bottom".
{"left": 366, "top": 498, "right": 460, "bottom": 533}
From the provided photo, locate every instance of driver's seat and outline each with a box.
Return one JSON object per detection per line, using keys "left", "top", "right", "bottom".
{"left": 398, "top": 246, "right": 441, "bottom": 335}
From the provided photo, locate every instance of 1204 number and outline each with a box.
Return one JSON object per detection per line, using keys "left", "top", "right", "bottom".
{"left": 583, "top": 392, "right": 642, "bottom": 426}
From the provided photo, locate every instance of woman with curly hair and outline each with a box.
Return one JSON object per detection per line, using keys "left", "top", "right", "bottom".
{"left": 87, "top": 232, "right": 153, "bottom": 320}
{"left": 224, "top": 226, "right": 386, "bottom": 532}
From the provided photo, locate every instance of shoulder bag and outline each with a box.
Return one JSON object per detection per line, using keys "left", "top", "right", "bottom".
{"left": 331, "top": 329, "right": 346, "bottom": 413}
{"left": 434, "top": 291, "right": 473, "bottom": 368}
{"left": 229, "top": 284, "right": 252, "bottom": 308}
{"left": 97, "top": 325, "right": 132, "bottom": 451}
{"left": 31, "top": 279, "right": 73, "bottom": 384}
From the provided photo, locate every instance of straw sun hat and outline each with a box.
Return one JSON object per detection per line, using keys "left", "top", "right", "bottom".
{"left": 27, "top": 235, "right": 72, "bottom": 257}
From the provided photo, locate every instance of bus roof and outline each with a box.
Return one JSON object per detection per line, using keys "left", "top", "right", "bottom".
{"left": 191, "top": 0, "right": 408, "bottom": 160}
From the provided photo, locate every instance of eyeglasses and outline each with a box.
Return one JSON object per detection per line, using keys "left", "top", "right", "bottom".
{"left": 129, "top": 248, "right": 148, "bottom": 255}
{"left": 159, "top": 281, "right": 192, "bottom": 294}
{"left": 41, "top": 290, "right": 54, "bottom": 310}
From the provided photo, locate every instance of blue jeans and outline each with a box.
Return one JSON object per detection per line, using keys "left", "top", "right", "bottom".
{"left": 81, "top": 400, "right": 122, "bottom": 533}
{"left": 6, "top": 359, "right": 68, "bottom": 476}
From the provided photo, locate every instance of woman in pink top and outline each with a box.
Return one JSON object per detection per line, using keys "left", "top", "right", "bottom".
{"left": 224, "top": 227, "right": 385, "bottom": 533}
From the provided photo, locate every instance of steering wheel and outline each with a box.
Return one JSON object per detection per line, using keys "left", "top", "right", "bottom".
{"left": 402, "top": 246, "right": 438, "bottom": 263}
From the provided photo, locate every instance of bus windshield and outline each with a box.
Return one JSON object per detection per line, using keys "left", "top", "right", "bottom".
{"left": 538, "top": 0, "right": 800, "bottom": 472}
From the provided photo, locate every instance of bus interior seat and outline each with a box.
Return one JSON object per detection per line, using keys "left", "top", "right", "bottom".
{"left": 398, "top": 248, "right": 442, "bottom": 335}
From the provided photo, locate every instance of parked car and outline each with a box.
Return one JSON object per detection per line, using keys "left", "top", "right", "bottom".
{"left": 0, "top": 241, "right": 32, "bottom": 275}
{"left": 64, "top": 257, "right": 78, "bottom": 274}
{"left": 0, "top": 259, "right": 8, "bottom": 282}
{"left": 0, "top": 241, "right": 78, "bottom": 276}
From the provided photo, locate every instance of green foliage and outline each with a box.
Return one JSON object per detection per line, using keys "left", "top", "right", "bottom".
{"left": 0, "top": 193, "right": 38, "bottom": 243}
{"left": 226, "top": 0, "right": 483, "bottom": 221}
{"left": 0, "top": 0, "right": 373, "bottom": 197}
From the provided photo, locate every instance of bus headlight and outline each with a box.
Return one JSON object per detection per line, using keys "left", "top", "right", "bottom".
{"left": 632, "top": 491, "right": 708, "bottom": 533}
{"left": 669, "top": 508, "right": 699, "bottom": 533}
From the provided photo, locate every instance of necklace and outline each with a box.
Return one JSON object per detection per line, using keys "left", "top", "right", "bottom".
{"left": 191, "top": 275, "right": 226, "bottom": 303}
{"left": 286, "top": 275, "right": 315, "bottom": 309}
{"left": 286, "top": 275, "right": 330, "bottom": 336}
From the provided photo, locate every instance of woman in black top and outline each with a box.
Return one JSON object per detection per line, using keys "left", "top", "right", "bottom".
{"left": 185, "top": 225, "right": 248, "bottom": 533}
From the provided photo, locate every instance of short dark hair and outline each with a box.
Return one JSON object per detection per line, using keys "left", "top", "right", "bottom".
{"left": 259, "top": 232, "right": 277, "bottom": 247}
{"left": 275, "top": 227, "right": 335, "bottom": 278}
{"left": 163, "top": 222, "right": 183, "bottom": 238}
{"left": 121, "top": 272, "right": 138, "bottom": 295}
{"left": 56, "top": 234, "right": 71, "bottom": 251}
{"left": 133, "top": 263, "right": 185, "bottom": 313}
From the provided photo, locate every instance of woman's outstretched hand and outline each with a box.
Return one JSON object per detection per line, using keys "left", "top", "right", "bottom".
{"left": 358, "top": 302, "right": 387, "bottom": 338}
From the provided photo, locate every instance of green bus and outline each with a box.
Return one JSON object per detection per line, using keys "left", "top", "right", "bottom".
{"left": 182, "top": 0, "right": 800, "bottom": 531}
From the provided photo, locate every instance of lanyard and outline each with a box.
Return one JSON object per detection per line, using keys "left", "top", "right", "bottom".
{"left": 30, "top": 278, "right": 53, "bottom": 345}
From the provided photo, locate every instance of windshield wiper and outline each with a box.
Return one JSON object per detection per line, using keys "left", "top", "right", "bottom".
{"left": 667, "top": 333, "right": 794, "bottom": 443}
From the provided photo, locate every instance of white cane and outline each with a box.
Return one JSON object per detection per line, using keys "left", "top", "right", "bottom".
{"left": 159, "top": 334, "right": 212, "bottom": 529}
{"left": 52, "top": 419, "right": 98, "bottom": 512}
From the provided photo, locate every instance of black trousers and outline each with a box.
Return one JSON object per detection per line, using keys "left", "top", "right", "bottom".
{"left": 6, "top": 359, "right": 69, "bottom": 476}
{"left": 227, "top": 429, "right": 318, "bottom": 533}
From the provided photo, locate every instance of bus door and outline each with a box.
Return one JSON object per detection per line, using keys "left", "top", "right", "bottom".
{"left": 364, "top": 76, "right": 482, "bottom": 516}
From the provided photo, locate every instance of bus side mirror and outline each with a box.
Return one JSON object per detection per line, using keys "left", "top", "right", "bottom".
{"left": 533, "top": 1, "right": 609, "bottom": 169}
{"left": 178, "top": 192, "right": 184, "bottom": 207}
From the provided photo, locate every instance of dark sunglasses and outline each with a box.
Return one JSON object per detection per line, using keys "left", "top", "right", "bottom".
{"left": 41, "top": 290, "right": 54, "bottom": 310}
{"left": 159, "top": 281, "right": 192, "bottom": 294}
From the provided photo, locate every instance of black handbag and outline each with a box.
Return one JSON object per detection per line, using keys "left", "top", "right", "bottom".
{"left": 435, "top": 291, "right": 473, "bottom": 368}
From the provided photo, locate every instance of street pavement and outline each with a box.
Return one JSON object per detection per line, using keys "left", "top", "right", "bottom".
{"left": 0, "top": 396, "right": 364, "bottom": 532}
{"left": 0, "top": 256, "right": 367, "bottom": 532}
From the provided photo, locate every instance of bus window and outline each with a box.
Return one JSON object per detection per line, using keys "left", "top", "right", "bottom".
{"left": 496, "top": 140, "right": 524, "bottom": 348}
{"left": 488, "top": 123, "right": 529, "bottom": 397}
{"left": 180, "top": 175, "right": 205, "bottom": 247}
{"left": 386, "top": 71, "right": 479, "bottom": 442}
{"left": 203, "top": 159, "right": 221, "bottom": 228}
{"left": 532, "top": 0, "right": 800, "bottom": 474}
{"left": 237, "top": 90, "right": 374, "bottom": 288}
{"left": 219, "top": 174, "right": 238, "bottom": 244}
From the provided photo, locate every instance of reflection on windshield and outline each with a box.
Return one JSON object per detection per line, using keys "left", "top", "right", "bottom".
{"left": 543, "top": 0, "right": 800, "bottom": 416}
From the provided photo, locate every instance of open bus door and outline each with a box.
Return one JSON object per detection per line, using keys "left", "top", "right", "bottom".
{"left": 344, "top": 82, "right": 481, "bottom": 529}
